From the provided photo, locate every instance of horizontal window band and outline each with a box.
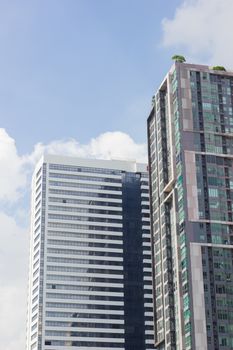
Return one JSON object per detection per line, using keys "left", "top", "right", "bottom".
{"left": 46, "top": 302, "right": 124, "bottom": 310}
{"left": 46, "top": 283, "right": 124, "bottom": 293}
{"left": 48, "top": 222, "right": 122, "bottom": 232}
{"left": 49, "top": 172, "right": 122, "bottom": 184}
{"left": 48, "top": 205, "right": 122, "bottom": 216}
{"left": 47, "top": 274, "right": 124, "bottom": 283}
{"left": 46, "top": 266, "right": 123, "bottom": 275}
{"left": 45, "top": 311, "right": 124, "bottom": 319}
{"left": 47, "top": 230, "right": 122, "bottom": 241}
{"left": 44, "top": 340, "right": 124, "bottom": 347}
{"left": 49, "top": 164, "right": 122, "bottom": 176}
{"left": 48, "top": 196, "right": 122, "bottom": 208}
{"left": 47, "top": 248, "right": 123, "bottom": 257}
{"left": 49, "top": 180, "right": 122, "bottom": 192}
{"left": 46, "top": 292, "right": 124, "bottom": 302}
{"left": 45, "top": 330, "right": 124, "bottom": 338}
{"left": 45, "top": 320, "right": 124, "bottom": 328}
{"left": 49, "top": 189, "right": 122, "bottom": 200}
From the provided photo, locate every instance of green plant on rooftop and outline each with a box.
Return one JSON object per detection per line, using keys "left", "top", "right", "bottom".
{"left": 172, "top": 55, "right": 186, "bottom": 63}
{"left": 212, "top": 66, "right": 226, "bottom": 71}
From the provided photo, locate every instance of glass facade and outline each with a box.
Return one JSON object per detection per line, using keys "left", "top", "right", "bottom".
{"left": 148, "top": 63, "right": 233, "bottom": 349}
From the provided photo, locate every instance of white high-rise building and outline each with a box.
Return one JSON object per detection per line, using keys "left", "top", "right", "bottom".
{"left": 26, "top": 155, "right": 155, "bottom": 350}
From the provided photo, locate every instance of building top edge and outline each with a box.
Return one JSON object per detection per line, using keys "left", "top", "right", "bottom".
{"left": 178, "top": 62, "right": 233, "bottom": 75}
{"left": 147, "top": 62, "right": 233, "bottom": 119}
{"left": 34, "top": 153, "right": 148, "bottom": 174}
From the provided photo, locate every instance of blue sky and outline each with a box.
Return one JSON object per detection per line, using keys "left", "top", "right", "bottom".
{"left": 1, "top": 0, "right": 180, "bottom": 154}
{"left": 1, "top": 2, "right": 183, "bottom": 348}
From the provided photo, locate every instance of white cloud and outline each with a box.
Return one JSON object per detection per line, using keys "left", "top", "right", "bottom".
{"left": 0, "top": 128, "right": 147, "bottom": 350}
{"left": 84, "top": 131, "right": 147, "bottom": 162}
{"left": 0, "top": 212, "right": 28, "bottom": 350}
{"left": 0, "top": 129, "right": 27, "bottom": 202}
{"left": 0, "top": 127, "right": 147, "bottom": 203}
{"left": 26, "top": 131, "right": 147, "bottom": 164}
{"left": 162, "top": 0, "right": 233, "bottom": 67}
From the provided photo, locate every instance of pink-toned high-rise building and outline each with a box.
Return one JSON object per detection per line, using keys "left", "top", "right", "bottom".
{"left": 148, "top": 62, "right": 233, "bottom": 350}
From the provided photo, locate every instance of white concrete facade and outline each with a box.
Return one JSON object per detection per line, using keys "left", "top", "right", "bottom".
{"left": 27, "top": 155, "right": 155, "bottom": 350}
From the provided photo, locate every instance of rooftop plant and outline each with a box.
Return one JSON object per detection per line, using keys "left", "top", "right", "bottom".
{"left": 172, "top": 55, "right": 186, "bottom": 63}
{"left": 212, "top": 66, "right": 226, "bottom": 71}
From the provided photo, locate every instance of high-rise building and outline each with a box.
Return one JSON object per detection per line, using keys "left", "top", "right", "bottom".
{"left": 148, "top": 62, "right": 233, "bottom": 350}
{"left": 26, "top": 155, "right": 155, "bottom": 350}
